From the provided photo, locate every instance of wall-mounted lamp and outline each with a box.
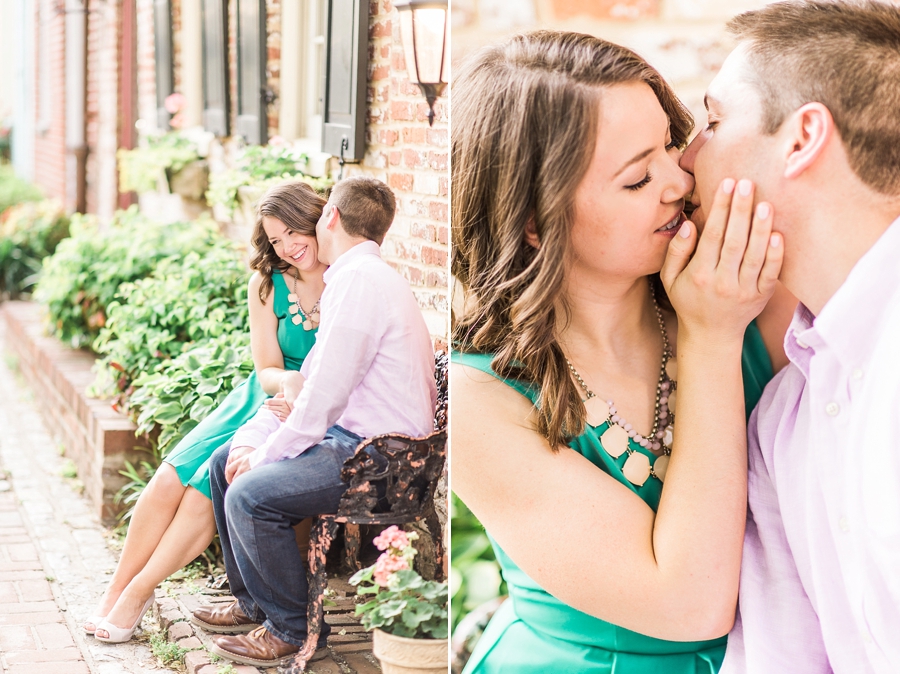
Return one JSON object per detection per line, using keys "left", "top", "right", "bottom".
{"left": 394, "top": 0, "right": 448, "bottom": 127}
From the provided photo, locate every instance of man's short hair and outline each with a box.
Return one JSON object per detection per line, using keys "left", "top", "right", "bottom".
{"left": 330, "top": 175, "right": 397, "bottom": 242}
{"left": 728, "top": 0, "right": 900, "bottom": 195}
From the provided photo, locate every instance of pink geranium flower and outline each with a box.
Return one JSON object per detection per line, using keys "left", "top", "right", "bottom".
{"left": 373, "top": 552, "right": 409, "bottom": 587}
{"left": 373, "top": 525, "right": 410, "bottom": 552}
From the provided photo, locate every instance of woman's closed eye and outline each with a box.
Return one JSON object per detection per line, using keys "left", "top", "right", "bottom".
{"left": 626, "top": 171, "right": 653, "bottom": 191}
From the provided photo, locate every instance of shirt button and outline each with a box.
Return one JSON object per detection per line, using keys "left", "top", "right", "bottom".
{"left": 839, "top": 517, "right": 850, "bottom": 532}
{"left": 826, "top": 402, "right": 840, "bottom": 416}
{"left": 852, "top": 368, "right": 864, "bottom": 380}
{"left": 796, "top": 337, "right": 810, "bottom": 349}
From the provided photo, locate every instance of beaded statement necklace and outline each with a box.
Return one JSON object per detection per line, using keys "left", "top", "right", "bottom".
{"left": 566, "top": 287, "right": 677, "bottom": 487}
{"left": 288, "top": 271, "right": 320, "bottom": 331}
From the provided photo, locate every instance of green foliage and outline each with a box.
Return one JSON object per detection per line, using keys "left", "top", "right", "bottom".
{"left": 92, "top": 244, "right": 250, "bottom": 398}
{"left": 450, "top": 493, "right": 505, "bottom": 631}
{"left": 34, "top": 208, "right": 223, "bottom": 347}
{"left": 352, "top": 567, "right": 449, "bottom": 640}
{"left": 206, "top": 143, "right": 332, "bottom": 215}
{"left": 0, "top": 165, "right": 43, "bottom": 216}
{"left": 149, "top": 631, "right": 188, "bottom": 666}
{"left": 350, "top": 529, "right": 449, "bottom": 640}
{"left": 127, "top": 333, "right": 254, "bottom": 459}
{"left": 117, "top": 131, "right": 201, "bottom": 194}
{"left": 0, "top": 200, "right": 70, "bottom": 297}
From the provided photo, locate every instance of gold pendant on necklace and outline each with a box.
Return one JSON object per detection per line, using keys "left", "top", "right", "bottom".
{"left": 584, "top": 397, "right": 611, "bottom": 427}
{"left": 665, "top": 357, "right": 678, "bottom": 380}
{"left": 652, "top": 455, "right": 669, "bottom": 482}
{"left": 600, "top": 424, "right": 630, "bottom": 458}
{"left": 292, "top": 314, "right": 302, "bottom": 326}
{"left": 623, "top": 452, "right": 652, "bottom": 486}
{"left": 303, "top": 319, "right": 313, "bottom": 331}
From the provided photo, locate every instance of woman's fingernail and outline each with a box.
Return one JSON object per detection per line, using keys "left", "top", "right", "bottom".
{"left": 738, "top": 179, "right": 752, "bottom": 196}
{"left": 679, "top": 221, "right": 691, "bottom": 238}
{"left": 770, "top": 234, "right": 781, "bottom": 248}
{"left": 756, "top": 202, "right": 770, "bottom": 219}
{"left": 722, "top": 178, "right": 736, "bottom": 194}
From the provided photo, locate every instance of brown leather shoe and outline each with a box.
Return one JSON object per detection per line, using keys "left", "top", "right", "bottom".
{"left": 210, "top": 626, "right": 329, "bottom": 667}
{"left": 191, "top": 600, "right": 260, "bottom": 634}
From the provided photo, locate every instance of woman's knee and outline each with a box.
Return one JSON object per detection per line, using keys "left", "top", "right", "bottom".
{"left": 143, "top": 463, "right": 187, "bottom": 504}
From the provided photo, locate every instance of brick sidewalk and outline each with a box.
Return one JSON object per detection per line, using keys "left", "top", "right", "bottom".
{"left": 0, "top": 317, "right": 174, "bottom": 674}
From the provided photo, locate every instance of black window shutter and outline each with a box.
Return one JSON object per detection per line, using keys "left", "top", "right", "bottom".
{"left": 322, "top": 0, "right": 368, "bottom": 160}
{"left": 201, "top": 0, "right": 230, "bottom": 137}
{"left": 236, "top": 0, "right": 267, "bottom": 145}
{"left": 153, "top": 0, "right": 174, "bottom": 129}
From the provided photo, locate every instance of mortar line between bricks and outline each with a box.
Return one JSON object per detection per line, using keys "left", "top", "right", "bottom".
{"left": 0, "top": 394, "right": 94, "bottom": 671}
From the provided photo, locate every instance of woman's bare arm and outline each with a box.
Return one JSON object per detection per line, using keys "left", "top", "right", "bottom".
{"left": 248, "top": 273, "right": 291, "bottom": 396}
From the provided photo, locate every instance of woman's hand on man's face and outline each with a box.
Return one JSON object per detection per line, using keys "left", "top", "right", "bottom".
{"left": 660, "top": 177, "right": 783, "bottom": 342}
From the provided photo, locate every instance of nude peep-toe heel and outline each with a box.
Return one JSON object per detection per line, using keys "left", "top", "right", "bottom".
{"left": 94, "top": 597, "right": 154, "bottom": 644}
{"left": 83, "top": 616, "right": 107, "bottom": 635}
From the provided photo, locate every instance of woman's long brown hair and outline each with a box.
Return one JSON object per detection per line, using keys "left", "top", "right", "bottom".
{"left": 249, "top": 181, "right": 327, "bottom": 304}
{"left": 451, "top": 31, "right": 693, "bottom": 449}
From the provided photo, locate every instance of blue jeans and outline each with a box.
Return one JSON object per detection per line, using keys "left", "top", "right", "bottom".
{"left": 208, "top": 425, "right": 363, "bottom": 647}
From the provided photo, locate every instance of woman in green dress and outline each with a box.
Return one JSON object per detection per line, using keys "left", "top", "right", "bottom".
{"left": 451, "top": 32, "right": 797, "bottom": 672}
{"left": 87, "top": 181, "right": 328, "bottom": 643}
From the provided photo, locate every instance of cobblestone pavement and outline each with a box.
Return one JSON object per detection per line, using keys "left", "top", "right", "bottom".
{"left": 0, "top": 319, "right": 176, "bottom": 674}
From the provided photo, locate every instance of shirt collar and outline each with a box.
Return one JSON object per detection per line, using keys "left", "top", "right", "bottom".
{"left": 796, "top": 215, "right": 900, "bottom": 372}
{"left": 323, "top": 240, "right": 381, "bottom": 284}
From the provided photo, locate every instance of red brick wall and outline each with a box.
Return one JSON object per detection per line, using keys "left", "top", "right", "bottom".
{"left": 32, "top": 3, "right": 67, "bottom": 205}
{"left": 348, "top": 0, "right": 449, "bottom": 339}
{"left": 136, "top": 0, "right": 158, "bottom": 129}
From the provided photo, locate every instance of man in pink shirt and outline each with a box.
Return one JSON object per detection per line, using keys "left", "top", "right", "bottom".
{"left": 678, "top": 1, "right": 900, "bottom": 671}
{"left": 191, "top": 176, "right": 437, "bottom": 668}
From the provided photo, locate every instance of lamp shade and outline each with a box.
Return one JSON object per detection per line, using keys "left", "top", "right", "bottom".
{"left": 394, "top": 0, "right": 448, "bottom": 125}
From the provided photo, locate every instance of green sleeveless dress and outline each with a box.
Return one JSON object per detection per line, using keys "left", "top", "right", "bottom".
{"left": 164, "top": 273, "right": 317, "bottom": 499}
{"left": 453, "top": 322, "right": 774, "bottom": 674}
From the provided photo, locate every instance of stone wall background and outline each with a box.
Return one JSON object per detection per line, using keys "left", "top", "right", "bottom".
{"left": 451, "top": 0, "right": 772, "bottom": 130}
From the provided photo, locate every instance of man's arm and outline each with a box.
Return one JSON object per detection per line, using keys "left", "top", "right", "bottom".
{"left": 721, "top": 410, "right": 831, "bottom": 673}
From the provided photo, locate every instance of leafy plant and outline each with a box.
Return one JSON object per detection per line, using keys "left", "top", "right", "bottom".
{"left": 117, "top": 130, "right": 201, "bottom": 194}
{"left": 350, "top": 526, "right": 448, "bottom": 640}
{"left": 127, "top": 333, "right": 254, "bottom": 458}
{"left": 35, "top": 208, "right": 222, "bottom": 347}
{"left": 450, "top": 494, "right": 504, "bottom": 632}
{"left": 149, "top": 631, "right": 188, "bottom": 666}
{"left": 206, "top": 142, "right": 332, "bottom": 215}
{"left": 0, "top": 200, "right": 70, "bottom": 297}
{"left": 91, "top": 244, "right": 250, "bottom": 399}
{"left": 0, "top": 165, "right": 43, "bottom": 216}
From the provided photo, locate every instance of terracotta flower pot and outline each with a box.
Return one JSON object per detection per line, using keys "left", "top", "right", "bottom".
{"left": 372, "top": 628, "right": 448, "bottom": 674}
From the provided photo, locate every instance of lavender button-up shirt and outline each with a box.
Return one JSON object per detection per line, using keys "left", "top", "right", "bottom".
{"left": 722, "top": 216, "right": 900, "bottom": 674}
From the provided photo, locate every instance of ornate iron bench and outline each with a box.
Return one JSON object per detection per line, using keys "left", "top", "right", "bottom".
{"left": 282, "top": 350, "right": 449, "bottom": 673}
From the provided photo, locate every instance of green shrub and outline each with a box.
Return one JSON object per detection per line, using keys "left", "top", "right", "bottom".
{"left": 117, "top": 131, "right": 201, "bottom": 194}
{"left": 127, "top": 333, "right": 254, "bottom": 459}
{"left": 92, "top": 244, "right": 250, "bottom": 398}
{"left": 450, "top": 494, "right": 505, "bottom": 632}
{"left": 206, "top": 143, "right": 332, "bottom": 215}
{"left": 0, "top": 200, "right": 70, "bottom": 297}
{"left": 0, "top": 165, "right": 43, "bottom": 216}
{"left": 35, "top": 208, "right": 224, "bottom": 347}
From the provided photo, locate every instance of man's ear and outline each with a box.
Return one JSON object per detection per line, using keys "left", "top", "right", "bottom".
{"left": 783, "top": 102, "right": 834, "bottom": 180}
{"left": 325, "top": 204, "right": 341, "bottom": 231}
{"left": 524, "top": 218, "right": 541, "bottom": 249}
